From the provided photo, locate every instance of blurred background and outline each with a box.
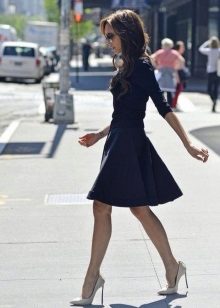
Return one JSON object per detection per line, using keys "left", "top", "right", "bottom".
{"left": 0, "top": 0, "right": 219, "bottom": 77}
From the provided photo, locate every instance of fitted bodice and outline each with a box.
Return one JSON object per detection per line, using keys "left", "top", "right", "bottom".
{"left": 110, "top": 59, "right": 172, "bottom": 129}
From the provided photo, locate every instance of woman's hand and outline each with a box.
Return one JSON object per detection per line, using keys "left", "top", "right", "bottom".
{"left": 78, "top": 133, "right": 100, "bottom": 148}
{"left": 185, "top": 144, "right": 209, "bottom": 163}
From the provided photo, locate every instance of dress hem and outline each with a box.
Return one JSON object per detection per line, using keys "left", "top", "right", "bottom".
{"left": 87, "top": 191, "right": 183, "bottom": 207}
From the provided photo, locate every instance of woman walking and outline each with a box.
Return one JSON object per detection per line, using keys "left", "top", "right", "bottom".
{"left": 172, "top": 41, "right": 190, "bottom": 108}
{"left": 71, "top": 10, "right": 209, "bottom": 305}
{"left": 199, "top": 36, "right": 220, "bottom": 112}
{"left": 151, "top": 38, "right": 184, "bottom": 107}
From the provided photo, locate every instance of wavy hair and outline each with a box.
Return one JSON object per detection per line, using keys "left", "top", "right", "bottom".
{"left": 100, "top": 10, "right": 150, "bottom": 99}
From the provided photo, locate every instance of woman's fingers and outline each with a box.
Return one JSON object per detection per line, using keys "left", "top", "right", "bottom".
{"left": 200, "top": 148, "right": 209, "bottom": 162}
{"left": 78, "top": 134, "right": 96, "bottom": 147}
{"left": 189, "top": 145, "right": 209, "bottom": 162}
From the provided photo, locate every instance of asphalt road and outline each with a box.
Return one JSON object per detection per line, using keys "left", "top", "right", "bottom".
{"left": 0, "top": 80, "right": 43, "bottom": 136}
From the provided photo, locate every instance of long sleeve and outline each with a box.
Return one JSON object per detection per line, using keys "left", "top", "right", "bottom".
{"left": 132, "top": 60, "right": 173, "bottom": 118}
{"left": 199, "top": 41, "right": 210, "bottom": 55}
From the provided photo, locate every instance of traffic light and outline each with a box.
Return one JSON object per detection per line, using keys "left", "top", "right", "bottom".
{"left": 73, "top": 0, "right": 83, "bottom": 23}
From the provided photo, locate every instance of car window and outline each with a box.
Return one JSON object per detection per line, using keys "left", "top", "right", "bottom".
{"left": 3, "top": 46, "right": 35, "bottom": 57}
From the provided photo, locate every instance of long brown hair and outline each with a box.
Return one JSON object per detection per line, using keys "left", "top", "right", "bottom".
{"left": 100, "top": 10, "right": 150, "bottom": 99}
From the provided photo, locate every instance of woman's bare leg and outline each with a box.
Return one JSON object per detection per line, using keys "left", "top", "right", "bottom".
{"left": 82, "top": 200, "right": 112, "bottom": 298}
{"left": 130, "top": 206, "right": 178, "bottom": 286}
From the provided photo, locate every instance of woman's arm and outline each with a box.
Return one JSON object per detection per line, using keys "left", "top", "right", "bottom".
{"left": 78, "top": 125, "right": 110, "bottom": 147}
{"left": 175, "top": 53, "right": 185, "bottom": 70}
{"left": 97, "top": 126, "right": 110, "bottom": 139}
{"left": 165, "top": 112, "right": 209, "bottom": 162}
{"left": 198, "top": 41, "right": 210, "bottom": 55}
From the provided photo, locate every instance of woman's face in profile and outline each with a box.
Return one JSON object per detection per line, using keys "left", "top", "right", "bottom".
{"left": 104, "top": 23, "right": 122, "bottom": 54}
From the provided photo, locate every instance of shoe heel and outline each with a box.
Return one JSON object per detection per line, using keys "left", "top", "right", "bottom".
{"left": 101, "top": 285, "right": 104, "bottom": 306}
{"left": 185, "top": 271, "right": 189, "bottom": 288}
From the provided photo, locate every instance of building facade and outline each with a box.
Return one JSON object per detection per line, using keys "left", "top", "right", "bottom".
{"left": 0, "top": 0, "right": 9, "bottom": 13}
{"left": 9, "top": 0, "right": 45, "bottom": 16}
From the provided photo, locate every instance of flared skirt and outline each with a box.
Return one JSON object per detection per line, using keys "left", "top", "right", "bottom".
{"left": 87, "top": 127, "right": 183, "bottom": 207}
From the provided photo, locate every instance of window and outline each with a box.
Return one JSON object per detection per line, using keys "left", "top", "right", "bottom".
{"left": 3, "top": 46, "right": 35, "bottom": 57}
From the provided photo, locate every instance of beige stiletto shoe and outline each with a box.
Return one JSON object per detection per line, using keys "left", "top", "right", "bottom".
{"left": 70, "top": 275, "right": 105, "bottom": 306}
{"left": 158, "top": 261, "right": 188, "bottom": 295}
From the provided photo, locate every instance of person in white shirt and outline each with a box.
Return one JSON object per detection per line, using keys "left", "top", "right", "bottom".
{"left": 199, "top": 36, "right": 220, "bottom": 112}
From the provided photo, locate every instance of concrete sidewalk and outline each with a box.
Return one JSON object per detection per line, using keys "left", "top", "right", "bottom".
{"left": 0, "top": 90, "right": 220, "bottom": 307}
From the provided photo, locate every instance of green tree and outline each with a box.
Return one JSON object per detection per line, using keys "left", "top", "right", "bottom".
{"left": 44, "top": 0, "right": 59, "bottom": 23}
{"left": 70, "top": 20, "right": 94, "bottom": 41}
{"left": 0, "top": 14, "right": 28, "bottom": 39}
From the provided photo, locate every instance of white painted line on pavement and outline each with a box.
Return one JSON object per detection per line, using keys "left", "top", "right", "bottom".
{"left": 0, "top": 120, "right": 20, "bottom": 155}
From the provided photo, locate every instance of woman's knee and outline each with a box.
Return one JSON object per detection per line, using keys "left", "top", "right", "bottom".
{"left": 93, "top": 200, "right": 112, "bottom": 218}
{"left": 130, "top": 206, "right": 151, "bottom": 220}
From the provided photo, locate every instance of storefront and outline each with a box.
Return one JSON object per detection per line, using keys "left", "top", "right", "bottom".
{"left": 158, "top": 0, "right": 220, "bottom": 76}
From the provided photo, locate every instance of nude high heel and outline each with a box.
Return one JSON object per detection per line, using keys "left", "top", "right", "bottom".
{"left": 70, "top": 275, "right": 105, "bottom": 306}
{"left": 158, "top": 261, "right": 188, "bottom": 295}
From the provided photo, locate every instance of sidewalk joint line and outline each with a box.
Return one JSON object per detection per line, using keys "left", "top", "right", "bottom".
{"left": 138, "top": 224, "right": 163, "bottom": 289}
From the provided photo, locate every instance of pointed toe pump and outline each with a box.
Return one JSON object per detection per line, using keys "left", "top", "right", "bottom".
{"left": 70, "top": 275, "right": 105, "bottom": 306}
{"left": 158, "top": 261, "right": 188, "bottom": 295}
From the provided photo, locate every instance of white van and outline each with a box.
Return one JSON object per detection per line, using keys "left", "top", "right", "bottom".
{"left": 0, "top": 24, "right": 17, "bottom": 43}
{"left": 0, "top": 41, "right": 45, "bottom": 82}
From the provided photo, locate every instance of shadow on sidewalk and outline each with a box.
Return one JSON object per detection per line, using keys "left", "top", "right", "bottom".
{"left": 108, "top": 293, "right": 187, "bottom": 307}
{"left": 2, "top": 142, "right": 45, "bottom": 155}
{"left": 111, "top": 293, "right": 187, "bottom": 307}
{"left": 47, "top": 124, "right": 67, "bottom": 158}
{"left": 190, "top": 125, "right": 220, "bottom": 156}
{"left": 71, "top": 293, "right": 188, "bottom": 308}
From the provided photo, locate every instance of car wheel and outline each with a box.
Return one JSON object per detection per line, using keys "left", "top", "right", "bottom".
{"left": 35, "top": 77, "right": 42, "bottom": 84}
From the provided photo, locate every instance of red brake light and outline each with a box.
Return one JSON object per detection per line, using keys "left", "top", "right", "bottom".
{"left": 36, "top": 58, "right": 41, "bottom": 66}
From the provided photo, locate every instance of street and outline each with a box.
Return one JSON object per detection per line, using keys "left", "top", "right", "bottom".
{"left": 0, "top": 81, "right": 43, "bottom": 136}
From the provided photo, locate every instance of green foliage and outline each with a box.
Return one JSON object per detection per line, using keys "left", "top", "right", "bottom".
{"left": 70, "top": 20, "right": 94, "bottom": 41}
{"left": 43, "top": 0, "right": 95, "bottom": 40}
{"left": 0, "top": 14, "right": 28, "bottom": 39}
{"left": 44, "top": 0, "right": 59, "bottom": 23}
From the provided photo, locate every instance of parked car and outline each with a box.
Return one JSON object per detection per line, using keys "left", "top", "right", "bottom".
{"left": 0, "top": 41, "right": 45, "bottom": 82}
{"left": 39, "top": 46, "right": 60, "bottom": 75}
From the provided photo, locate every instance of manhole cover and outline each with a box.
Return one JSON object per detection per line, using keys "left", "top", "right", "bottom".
{"left": 45, "top": 193, "right": 91, "bottom": 205}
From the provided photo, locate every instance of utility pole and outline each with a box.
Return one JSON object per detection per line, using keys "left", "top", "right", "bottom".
{"left": 54, "top": 0, "right": 74, "bottom": 124}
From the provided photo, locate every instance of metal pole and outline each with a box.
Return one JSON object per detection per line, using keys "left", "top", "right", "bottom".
{"left": 76, "top": 22, "right": 79, "bottom": 83}
{"left": 54, "top": 0, "right": 75, "bottom": 124}
{"left": 153, "top": 6, "right": 158, "bottom": 51}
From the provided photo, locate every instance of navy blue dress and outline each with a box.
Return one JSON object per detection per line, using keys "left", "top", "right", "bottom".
{"left": 87, "top": 59, "right": 183, "bottom": 207}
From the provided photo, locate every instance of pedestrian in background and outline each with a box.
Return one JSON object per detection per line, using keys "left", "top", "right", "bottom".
{"left": 71, "top": 10, "right": 209, "bottom": 306}
{"left": 82, "top": 39, "right": 92, "bottom": 71}
{"left": 199, "top": 36, "right": 220, "bottom": 112}
{"left": 172, "top": 41, "right": 190, "bottom": 108}
{"left": 151, "top": 38, "right": 184, "bottom": 107}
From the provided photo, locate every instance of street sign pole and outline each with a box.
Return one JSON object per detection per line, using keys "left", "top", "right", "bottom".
{"left": 73, "top": 0, "right": 83, "bottom": 83}
{"left": 54, "top": 0, "right": 74, "bottom": 124}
